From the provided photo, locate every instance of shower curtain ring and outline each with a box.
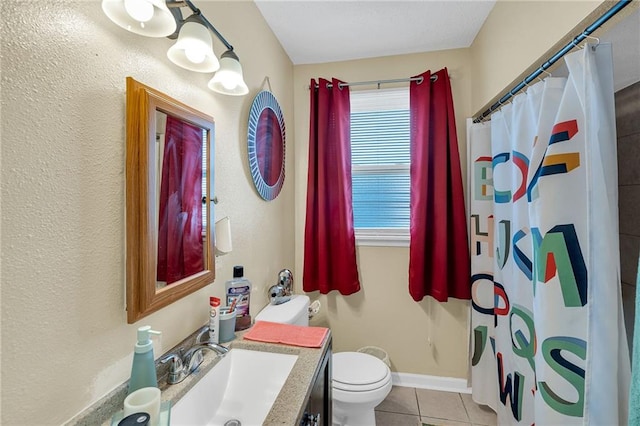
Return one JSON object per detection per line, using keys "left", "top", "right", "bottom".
{"left": 584, "top": 35, "right": 600, "bottom": 44}
{"left": 537, "top": 67, "right": 552, "bottom": 82}
{"left": 584, "top": 34, "right": 601, "bottom": 50}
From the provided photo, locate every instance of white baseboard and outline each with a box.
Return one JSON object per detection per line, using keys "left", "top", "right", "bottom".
{"left": 391, "top": 372, "right": 472, "bottom": 394}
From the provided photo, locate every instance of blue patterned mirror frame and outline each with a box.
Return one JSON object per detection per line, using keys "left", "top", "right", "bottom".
{"left": 247, "top": 90, "right": 286, "bottom": 200}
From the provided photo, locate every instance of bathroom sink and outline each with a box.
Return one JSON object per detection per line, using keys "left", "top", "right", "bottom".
{"left": 171, "top": 348, "right": 298, "bottom": 426}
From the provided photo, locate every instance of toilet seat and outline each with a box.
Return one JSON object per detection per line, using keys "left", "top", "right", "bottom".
{"left": 332, "top": 352, "right": 391, "bottom": 392}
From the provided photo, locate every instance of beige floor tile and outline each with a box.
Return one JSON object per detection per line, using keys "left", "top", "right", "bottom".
{"left": 416, "top": 389, "right": 469, "bottom": 423}
{"left": 420, "top": 416, "right": 471, "bottom": 426}
{"left": 375, "top": 410, "right": 422, "bottom": 425}
{"left": 460, "top": 393, "right": 497, "bottom": 426}
{"left": 376, "top": 386, "right": 420, "bottom": 415}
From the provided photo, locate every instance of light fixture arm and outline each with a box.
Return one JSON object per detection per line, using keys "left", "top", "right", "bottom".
{"left": 166, "top": 0, "right": 233, "bottom": 51}
{"left": 104, "top": 0, "right": 248, "bottom": 95}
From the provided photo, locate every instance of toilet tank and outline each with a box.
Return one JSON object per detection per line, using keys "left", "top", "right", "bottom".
{"left": 255, "top": 294, "right": 310, "bottom": 326}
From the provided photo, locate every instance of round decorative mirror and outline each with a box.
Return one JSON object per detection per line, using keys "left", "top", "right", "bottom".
{"left": 247, "top": 90, "right": 285, "bottom": 200}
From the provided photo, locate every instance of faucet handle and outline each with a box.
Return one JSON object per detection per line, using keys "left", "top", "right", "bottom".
{"left": 160, "top": 353, "right": 185, "bottom": 384}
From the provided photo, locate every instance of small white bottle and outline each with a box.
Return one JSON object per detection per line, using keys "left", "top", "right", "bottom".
{"left": 209, "top": 297, "right": 220, "bottom": 343}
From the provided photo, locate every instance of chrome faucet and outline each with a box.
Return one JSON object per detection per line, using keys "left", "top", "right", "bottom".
{"left": 160, "top": 333, "right": 229, "bottom": 385}
{"left": 268, "top": 269, "right": 294, "bottom": 305}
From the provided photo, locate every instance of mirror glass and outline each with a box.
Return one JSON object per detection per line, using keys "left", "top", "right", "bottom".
{"left": 126, "top": 77, "right": 215, "bottom": 323}
{"left": 154, "top": 111, "right": 207, "bottom": 288}
{"left": 247, "top": 90, "right": 285, "bottom": 200}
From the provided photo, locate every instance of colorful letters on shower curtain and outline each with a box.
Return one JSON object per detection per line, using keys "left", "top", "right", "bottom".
{"left": 468, "top": 44, "right": 630, "bottom": 425}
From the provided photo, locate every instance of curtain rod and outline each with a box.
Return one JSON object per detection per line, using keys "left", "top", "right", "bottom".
{"left": 472, "top": 0, "right": 632, "bottom": 123}
{"left": 312, "top": 75, "right": 437, "bottom": 90}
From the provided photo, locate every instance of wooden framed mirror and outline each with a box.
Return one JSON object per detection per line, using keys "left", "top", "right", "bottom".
{"left": 126, "top": 77, "right": 215, "bottom": 323}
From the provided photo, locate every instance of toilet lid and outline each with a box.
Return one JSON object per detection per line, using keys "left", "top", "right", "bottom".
{"left": 332, "top": 352, "right": 390, "bottom": 390}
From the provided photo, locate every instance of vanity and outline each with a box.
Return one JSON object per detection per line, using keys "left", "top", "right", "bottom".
{"left": 300, "top": 336, "right": 332, "bottom": 426}
{"left": 210, "top": 333, "right": 331, "bottom": 426}
{"left": 165, "top": 329, "right": 332, "bottom": 426}
{"left": 69, "top": 326, "right": 332, "bottom": 426}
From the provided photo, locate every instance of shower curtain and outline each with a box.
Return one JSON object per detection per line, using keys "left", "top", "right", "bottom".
{"left": 468, "top": 44, "right": 630, "bottom": 425}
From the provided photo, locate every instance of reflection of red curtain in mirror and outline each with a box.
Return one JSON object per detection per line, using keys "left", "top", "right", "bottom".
{"left": 157, "top": 116, "right": 204, "bottom": 285}
{"left": 256, "top": 109, "right": 283, "bottom": 186}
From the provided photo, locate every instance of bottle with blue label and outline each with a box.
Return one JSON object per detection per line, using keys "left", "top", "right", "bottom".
{"left": 225, "top": 265, "right": 252, "bottom": 330}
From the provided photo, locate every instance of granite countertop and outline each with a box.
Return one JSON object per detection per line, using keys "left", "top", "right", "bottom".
{"left": 160, "top": 329, "right": 332, "bottom": 425}
{"left": 72, "top": 326, "right": 331, "bottom": 426}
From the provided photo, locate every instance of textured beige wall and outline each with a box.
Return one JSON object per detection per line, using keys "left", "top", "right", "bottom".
{"left": 1, "top": 1, "right": 294, "bottom": 424}
{"left": 293, "top": 49, "right": 474, "bottom": 377}
{"left": 470, "top": 0, "right": 602, "bottom": 115}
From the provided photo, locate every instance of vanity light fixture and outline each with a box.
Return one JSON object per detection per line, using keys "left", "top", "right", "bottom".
{"left": 167, "top": 14, "right": 219, "bottom": 73}
{"left": 102, "top": 0, "right": 248, "bottom": 96}
{"left": 102, "top": 0, "right": 176, "bottom": 37}
{"left": 208, "top": 50, "right": 249, "bottom": 96}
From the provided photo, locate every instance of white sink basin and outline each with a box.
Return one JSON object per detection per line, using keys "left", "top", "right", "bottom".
{"left": 171, "top": 348, "right": 298, "bottom": 426}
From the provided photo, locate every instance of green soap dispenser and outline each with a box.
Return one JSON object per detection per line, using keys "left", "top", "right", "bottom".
{"left": 128, "top": 326, "right": 161, "bottom": 394}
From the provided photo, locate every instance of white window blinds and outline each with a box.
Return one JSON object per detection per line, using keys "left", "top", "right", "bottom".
{"left": 350, "top": 87, "right": 410, "bottom": 234}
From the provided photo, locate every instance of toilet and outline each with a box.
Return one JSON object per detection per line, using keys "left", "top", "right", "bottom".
{"left": 256, "top": 295, "right": 392, "bottom": 426}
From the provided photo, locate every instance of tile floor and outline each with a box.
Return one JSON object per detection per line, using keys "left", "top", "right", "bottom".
{"left": 374, "top": 386, "right": 497, "bottom": 426}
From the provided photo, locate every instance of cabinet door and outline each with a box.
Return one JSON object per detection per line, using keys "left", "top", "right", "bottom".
{"left": 301, "top": 344, "right": 332, "bottom": 426}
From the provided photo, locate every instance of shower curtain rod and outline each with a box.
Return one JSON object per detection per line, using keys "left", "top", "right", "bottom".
{"left": 312, "top": 75, "right": 437, "bottom": 90}
{"left": 472, "top": 0, "right": 632, "bottom": 123}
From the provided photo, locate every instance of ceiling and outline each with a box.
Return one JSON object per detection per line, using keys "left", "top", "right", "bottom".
{"left": 254, "top": 0, "right": 497, "bottom": 65}
{"left": 254, "top": 1, "right": 639, "bottom": 91}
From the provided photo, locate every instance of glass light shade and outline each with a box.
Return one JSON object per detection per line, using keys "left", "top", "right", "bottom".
{"left": 207, "top": 51, "right": 249, "bottom": 96}
{"left": 102, "top": 0, "right": 176, "bottom": 37}
{"left": 167, "top": 21, "right": 219, "bottom": 73}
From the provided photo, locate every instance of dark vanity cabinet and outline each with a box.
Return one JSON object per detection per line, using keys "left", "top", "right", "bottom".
{"left": 300, "top": 337, "right": 332, "bottom": 426}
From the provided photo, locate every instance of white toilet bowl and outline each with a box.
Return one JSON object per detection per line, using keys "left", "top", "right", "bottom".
{"left": 331, "top": 351, "right": 392, "bottom": 426}
{"left": 255, "top": 295, "right": 392, "bottom": 426}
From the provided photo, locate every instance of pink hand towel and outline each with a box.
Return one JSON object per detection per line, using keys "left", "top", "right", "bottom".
{"left": 243, "top": 321, "right": 329, "bottom": 348}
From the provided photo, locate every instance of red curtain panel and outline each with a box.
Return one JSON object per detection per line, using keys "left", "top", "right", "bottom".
{"left": 303, "top": 78, "right": 361, "bottom": 295}
{"left": 408, "top": 68, "right": 470, "bottom": 302}
{"left": 157, "top": 115, "right": 204, "bottom": 285}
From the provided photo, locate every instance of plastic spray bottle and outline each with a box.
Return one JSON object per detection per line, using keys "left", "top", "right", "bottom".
{"left": 128, "top": 326, "right": 161, "bottom": 394}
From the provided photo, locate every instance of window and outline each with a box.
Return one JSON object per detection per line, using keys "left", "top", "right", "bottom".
{"left": 351, "top": 87, "right": 410, "bottom": 246}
